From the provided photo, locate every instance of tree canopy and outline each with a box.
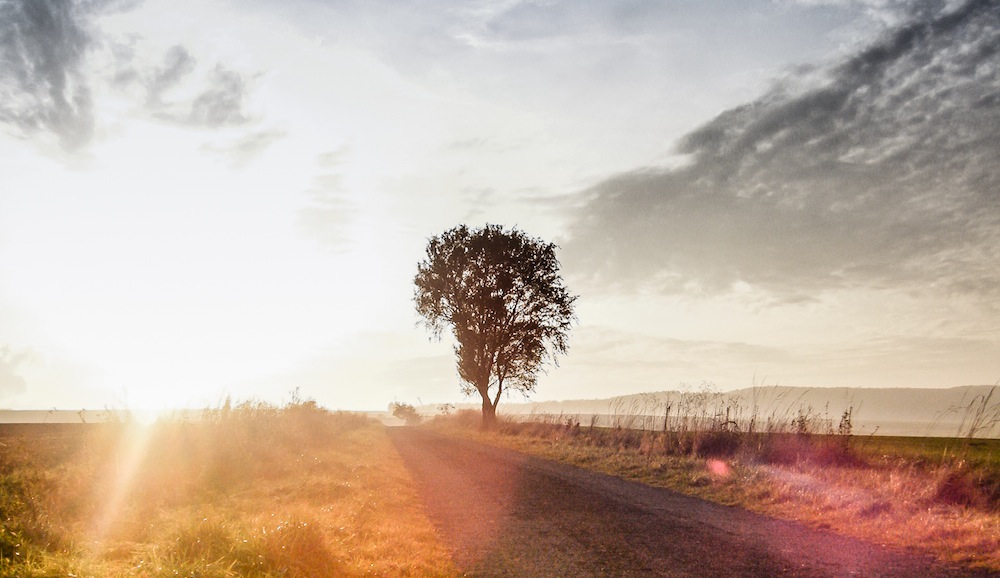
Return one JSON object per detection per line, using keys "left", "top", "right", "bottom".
{"left": 414, "top": 224, "right": 577, "bottom": 428}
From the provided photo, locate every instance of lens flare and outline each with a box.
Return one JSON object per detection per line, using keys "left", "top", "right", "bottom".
{"left": 93, "top": 422, "right": 156, "bottom": 540}
{"left": 707, "top": 458, "right": 730, "bottom": 478}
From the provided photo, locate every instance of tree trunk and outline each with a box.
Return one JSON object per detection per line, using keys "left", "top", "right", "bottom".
{"left": 480, "top": 395, "right": 498, "bottom": 430}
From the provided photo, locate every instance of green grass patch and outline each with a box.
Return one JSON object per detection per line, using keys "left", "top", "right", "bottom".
{"left": 857, "top": 435, "right": 1000, "bottom": 467}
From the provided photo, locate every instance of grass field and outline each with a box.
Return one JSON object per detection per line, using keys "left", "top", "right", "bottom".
{"left": 0, "top": 401, "right": 458, "bottom": 577}
{"left": 4, "top": 398, "right": 997, "bottom": 575}
{"left": 855, "top": 435, "right": 1000, "bottom": 468}
{"left": 432, "top": 410, "right": 1000, "bottom": 572}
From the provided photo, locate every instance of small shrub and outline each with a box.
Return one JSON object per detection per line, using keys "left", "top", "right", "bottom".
{"left": 165, "top": 516, "right": 236, "bottom": 561}
{"left": 447, "top": 408, "right": 485, "bottom": 429}
{"left": 0, "top": 526, "right": 25, "bottom": 564}
{"left": 767, "top": 433, "right": 817, "bottom": 465}
{"left": 933, "top": 464, "right": 1000, "bottom": 510}
{"left": 692, "top": 430, "right": 740, "bottom": 458}
{"left": 857, "top": 500, "right": 892, "bottom": 518}
{"left": 390, "top": 402, "right": 423, "bottom": 425}
{"left": 252, "top": 516, "right": 344, "bottom": 578}
{"left": 837, "top": 407, "right": 853, "bottom": 437}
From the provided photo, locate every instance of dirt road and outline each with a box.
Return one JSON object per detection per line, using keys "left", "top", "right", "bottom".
{"left": 389, "top": 428, "right": 994, "bottom": 577}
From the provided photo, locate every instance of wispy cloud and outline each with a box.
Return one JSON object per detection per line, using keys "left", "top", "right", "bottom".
{"left": 187, "top": 65, "right": 250, "bottom": 127}
{"left": 144, "top": 44, "right": 196, "bottom": 107}
{"left": 569, "top": 326, "right": 795, "bottom": 372}
{"left": 565, "top": 0, "right": 1000, "bottom": 300}
{"left": 298, "top": 149, "right": 357, "bottom": 251}
{"left": 136, "top": 46, "right": 255, "bottom": 129}
{"left": 0, "top": 346, "right": 30, "bottom": 398}
{"left": 200, "top": 128, "right": 286, "bottom": 168}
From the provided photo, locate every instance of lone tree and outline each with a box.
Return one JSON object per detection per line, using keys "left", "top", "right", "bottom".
{"left": 414, "top": 224, "right": 576, "bottom": 429}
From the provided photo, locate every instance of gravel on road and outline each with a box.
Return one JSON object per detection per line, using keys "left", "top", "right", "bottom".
{"left": 389, "top": 428, "right": 995, "bottom": 578}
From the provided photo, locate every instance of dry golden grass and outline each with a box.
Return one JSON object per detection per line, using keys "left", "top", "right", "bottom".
{"left": 754, "top": 461, "right": 1000, "bottom": 570}
{"left": 0, "top": 403, "right": 459, "bottom": 577}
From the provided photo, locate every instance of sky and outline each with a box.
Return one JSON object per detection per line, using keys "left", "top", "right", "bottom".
{"left": 0, "top": 0, "right": 997, "bottom": 412}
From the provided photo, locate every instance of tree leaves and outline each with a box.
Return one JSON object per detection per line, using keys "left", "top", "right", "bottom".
{"left": 414, "top": 224, "right": 577, "bottom": 421}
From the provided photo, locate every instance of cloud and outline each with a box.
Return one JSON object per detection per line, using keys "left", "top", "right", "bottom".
{"left": 145, "top": 44, "right": 196, "bottom": 106}
{"left": 243, "top": 331, "right": 458, "bottom": 409}
{"left": 465, "top": 0, "right": 699, "bottom": 46}
{"left": 0, "top": 0, "right": 98, "bottom": 150}
{"left": 139, "top": 48, "right": 254, "bottom": 129}
{"left": 297, "top": 150, "right": 357, "bottom": 250}
{"left": 551, "top": 323, "right": 998, "bottom": 392}
{"left": 565, "top": 0, "right": 1000, "bottom": 300}
{"left": 0, "top": 0, "right": 256, "bottom": 152}
{"left": 0, "top": 346, "right": 31, "bottom": 398}
{"left": 201, "top": 128, "right": 286, "bottom": 167}
{"left": 569, "top": 326, "right": 794, "bottom": 372}
{"left": 188, "top": 65, "right": 251, "bottom": 127}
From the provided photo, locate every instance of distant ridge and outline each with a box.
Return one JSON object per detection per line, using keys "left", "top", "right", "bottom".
{"left": 430, "top": 385, "right": 999, "bottom": 438}
{"left": 0, "top": 409, "right": 115, "bottom": 424}
{"left": 0, "top": 408, "right": 198, "bottom": 424}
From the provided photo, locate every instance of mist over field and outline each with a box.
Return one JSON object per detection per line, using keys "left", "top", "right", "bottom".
{"left": 426, "top": 385, "right": 1000, "bottom": 438}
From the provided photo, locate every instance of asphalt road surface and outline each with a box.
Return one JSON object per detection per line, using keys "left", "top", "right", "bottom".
{"left": 389, "top": 428, "right": 995, "bottom": 578}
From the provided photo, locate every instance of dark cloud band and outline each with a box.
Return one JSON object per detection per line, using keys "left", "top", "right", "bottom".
{"left": 0, "top": 0, "right": 95, "bottom": 149}
{"left": 566, "top": 0, "right": 1000, "bottom": 300}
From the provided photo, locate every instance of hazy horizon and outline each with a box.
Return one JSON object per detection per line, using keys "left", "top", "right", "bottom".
{"left": 6, "top": 384, "right": 996, "bottom": 439}
{"left": 1, "top": 0, "right": 997, "bottom": 412}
